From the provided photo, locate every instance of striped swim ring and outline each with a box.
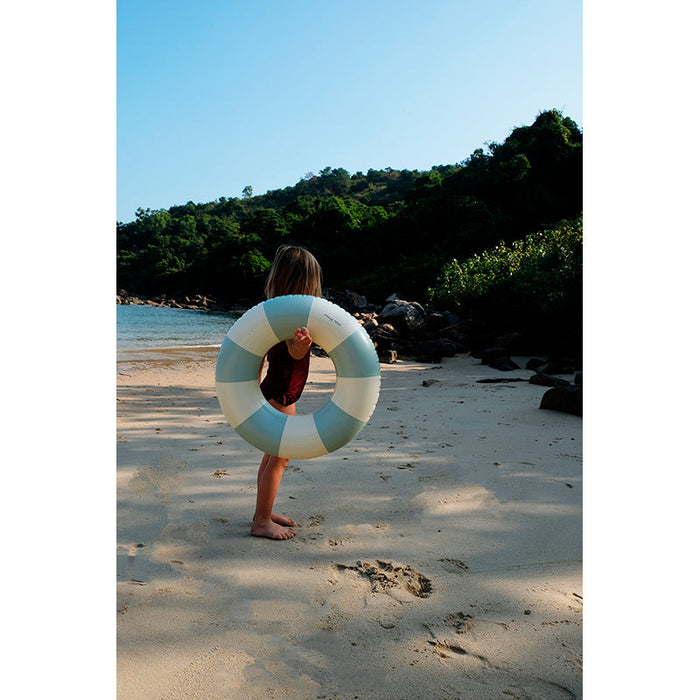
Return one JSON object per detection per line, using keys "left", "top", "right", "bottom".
{"left": 216, "top": 294, "right": 381, "bottom": 459}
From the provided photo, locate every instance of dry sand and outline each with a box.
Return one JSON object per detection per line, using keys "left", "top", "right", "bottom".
{"left": 117, "top": 348, "right": 582, "bottom": 699}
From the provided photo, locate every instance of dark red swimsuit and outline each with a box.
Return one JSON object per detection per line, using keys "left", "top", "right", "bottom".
{"left": 260, "top": 341, "right": 310, "bottom": 406}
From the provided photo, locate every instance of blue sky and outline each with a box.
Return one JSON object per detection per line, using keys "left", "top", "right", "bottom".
{"left": 117, "top": 0, "right": 582, "bottom": 223}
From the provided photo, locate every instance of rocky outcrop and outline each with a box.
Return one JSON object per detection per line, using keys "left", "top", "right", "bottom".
{"left": 539, "top": 385, "right": 582, "bottom": 416}
{"left": 116, "top": 290, "right": 246, "bottom": 314}
{"left": 354, "top": 299, "right": 469, "bottom": 365}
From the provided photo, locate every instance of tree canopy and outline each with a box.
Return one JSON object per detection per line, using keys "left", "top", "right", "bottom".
{"left": 117, "top": 109, "right": 582, "bottom": 306}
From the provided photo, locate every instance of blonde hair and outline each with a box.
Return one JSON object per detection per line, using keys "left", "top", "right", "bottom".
{"left": 264, "top": 245, "right": 323, "bottom": 299}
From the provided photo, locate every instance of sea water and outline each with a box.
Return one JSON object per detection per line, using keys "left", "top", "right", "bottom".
{"left": 117, "top": 304, "right": 240, "bottom": 353}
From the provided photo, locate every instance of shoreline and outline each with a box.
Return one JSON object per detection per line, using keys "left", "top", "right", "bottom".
{"left": 117, "top": 289, "right": 249, "bottom": 315}
{"left": 117, "top": 348, "right": 582, "bottom": 698}
{"left": 117, "top": 345, "right": 222, "bottom": 364}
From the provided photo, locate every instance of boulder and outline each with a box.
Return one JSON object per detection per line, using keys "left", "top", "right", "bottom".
{"left": 378, "top": 349, "right": 398, "bottom": 364}
{"left": 540, "top": 358, "right": 580, "bottom": 375}
{"left": 358, "top": 314, "right": 379, "bottom": 330}
{"left": 488, "top": 356, "right": 520, "bottom": 371}
{"left": 480, "top": 347, "right": 520, "bottom": 370}
{"left": 414, "top": 340, "right": 447, "bottom": 363}
{"left": 539, "top": 386, "right": 582, "bottom": 416}
{"left": 377, "top": 299, "right": 427, "bottom": 332}
{"left": 425, "top": 312, "right": 450, "bottom": 333}
{"left": 439, "top": 321, "right": 471, "bottom": 347}
{"left": 388, "top": 338, "right": 457, "bottom": 363}
{"left": 526, "top": 358, "right": 547, "bottom": 371}
{"left": 323, "top": 288, "right": 369, "bottom": 311}
{"left": 370, "top": 323, "right": 400, "bottom": 341}
{"left": 529, "top": 374, "right": 571, "bottom": 388}
{"left": 480, "top": 347, "right": 509, "bottom": 364}
{"left": 415, "top": 339, "right": 457, "bottom": 363}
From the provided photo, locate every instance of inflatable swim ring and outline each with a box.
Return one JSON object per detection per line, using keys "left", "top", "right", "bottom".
{"left": 216, "top": 294, "right": 381, "bottom": 459}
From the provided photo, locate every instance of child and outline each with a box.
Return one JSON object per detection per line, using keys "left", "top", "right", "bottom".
{"left": 251, "top": 245, "right": 323, "bottom": 540}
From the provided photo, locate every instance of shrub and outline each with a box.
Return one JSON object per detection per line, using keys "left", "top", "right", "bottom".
{"left": 427, "top": 218, "right": 582, "bottom": 333}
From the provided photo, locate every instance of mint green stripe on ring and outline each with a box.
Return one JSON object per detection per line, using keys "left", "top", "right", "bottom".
{"left": 235, "top": 404, "right": 288, "bottom": 456}
{"left": 263, "top": 294, "right": 314, "bottom": 341}
{"left": 215, "top": 336, "right": 263, "bottom": 383}
{"left": 329, "top": 327, "right": 381, "bottom": 378}
{"left": 313, "top": 401, "right": 367, "bottom": 454}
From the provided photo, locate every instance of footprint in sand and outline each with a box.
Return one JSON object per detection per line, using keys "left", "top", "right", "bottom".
{"left": 439, "top": 558, "right": 470, "bottom": 574}
{"left": 335, "top": 560, "right": 433, "bottom": 598}
{"left": 445, "top": 611, "right": 475, "bottom": 634}
{"left": 428, "top": 640, "right": 472, "bottom": 659}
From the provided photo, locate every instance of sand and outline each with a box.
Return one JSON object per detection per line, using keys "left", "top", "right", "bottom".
{"left": 117, "top": 348, "right": 582, "bottom": 699}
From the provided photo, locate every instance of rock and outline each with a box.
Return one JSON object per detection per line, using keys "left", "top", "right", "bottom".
{"left": 526, "top": 358, "right": 547, "bottom": 371}
{"left": 378, "top": 349, "right": 398, "bottom": 364}
{"left": 480, "top": 347, "right": 508, "bottom": 364}
{"left": 529, "top": 374, "right": 571, "bottom": 388}
{"left": 425, "top": 312, "right": 449, "bottom": 333}
{"left": 414, "top": 340, "right": 444, "bottom": 363}
{"left": 425, "top": 310, "right": 463, "bottom": 334}
{"left": 415, "top": 348, "right": 444, "bottom": 363}
{"left": 540, "top": 358, "right": 580, "bottom": 375}
{"left": 439, "top": 321, "right": 471, "bottom": 347}
{"left": 323, "top": 288, "right": 369, "bottom": 311}
{"left": 377, "top": 299, "right": 427, "bottom": 332}
{"left": 346, "top": 290, "right": 367, "bottom": 309}
{"left": 396, "top": 338, "right": 458, "bottom": 364}
{"left": 369, "top": 323, "right": 400, "bottom": 342}
{"left": 539, "top": 386, "right": 582, "bottom": 416}
{"left": 361, "top": 316, "right": 379, "bottom": 330}
{"left": 488, "top": 356, "right": 520, "bottom": 371}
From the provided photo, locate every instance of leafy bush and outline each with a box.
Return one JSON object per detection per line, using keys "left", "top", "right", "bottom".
{"left": 427, "top": 218, "right": 582, "bottom": 329}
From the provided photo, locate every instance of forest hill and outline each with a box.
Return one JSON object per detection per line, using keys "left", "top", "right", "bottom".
{"left": 117, "top": 109, "right": 582, "bottom": 309}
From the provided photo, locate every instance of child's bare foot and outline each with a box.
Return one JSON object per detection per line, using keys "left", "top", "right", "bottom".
{"left": 251, "top": 520, "right": 297, "bottom": 540}
{"left": 271, "top": 512, "right": 296, "bottom": 527}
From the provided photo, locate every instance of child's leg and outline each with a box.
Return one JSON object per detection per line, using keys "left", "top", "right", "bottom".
{"left": 257, "top": 455, "right": 296, "bottom": 527}
{"left": 251, "top": 399, "right": 297, "bottom": 540}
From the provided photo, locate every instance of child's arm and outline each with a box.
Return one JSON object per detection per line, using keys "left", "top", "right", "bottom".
{"left": 286, "top": 327, "right": 312, "bottom": 360}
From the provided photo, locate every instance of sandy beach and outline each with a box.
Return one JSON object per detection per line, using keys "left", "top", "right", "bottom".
{"left": 117, "top": 348, "right": 582, "bottom": 699}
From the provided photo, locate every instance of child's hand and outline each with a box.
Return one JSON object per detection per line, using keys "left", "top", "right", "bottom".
{"left": 287, "top": 327, "right": 313, "bottom": 359}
